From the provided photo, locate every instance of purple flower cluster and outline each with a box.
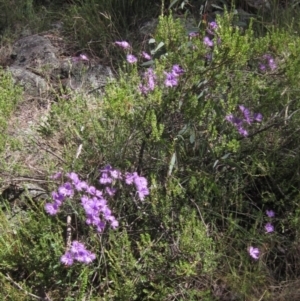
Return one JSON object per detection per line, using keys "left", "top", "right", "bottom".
{"left": 139, "top": 68, "right": 157, "bottom": 94}
{"left": 98, "top": 165, "right": 150, "bottom": 201}
{"left": 115, "top": 40, "right": 152, "bottom": 64}
{"left": 139, "top": 64, "right": 184, "bottom": 94}
{"left": 203, "top": 21, "right": 218, "bottom": 48}
{"left": 46, "top": 171, "right": 118, "bottom": 232}
{"left": 248, "top": 209, "right": 276, "bottom": 260}
{"left": 99, "top": 164, "right": 122, "bottom": 185}
{"left": 61, "top": 241, "right": 96, "bottom": 266}
{"left": 265, "top": 209, "right": 275, "bottom": 233}
{"left": 115, "top": 40, "right": 185, "bottom": 94}
{"left": 226, "top": 105, "right": 263, "bottom": 137}
{"left": 46, "top": 167, "right": 150, "bottom": 265}
{"left": 164, "top": 64, "right": 185, "bottom": 87}
{"left": 259, "top": 54, "right": 277, "bottom": 72}
{"left": 125, "top": 172, "right": 150, "bottom": 201}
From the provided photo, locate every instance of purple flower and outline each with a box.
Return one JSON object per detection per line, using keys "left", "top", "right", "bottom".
{"left": 96, "top": 220, "right": 106, "bottom": 232}
{"left": 50, "top": 171, "right": 62, "bottom": 180}
{"left": 83, "top": 198, "right": 102, "bottom": 216}
{"left": 126, "top": 172, "right": 150, "bottom": 201}
{"left": 77, "top": 250, "right": 96, "bottom": 264}
{"left": 248, "top": 246, "right": 260, "bottom": 260}
{"left": 72, "top": 54, "right": 89, "bottom": 63}
{"left": 203, "top": 36, "right": 214, "bottom": 47}
{"left": 127, "top": 54, "right": 137, "bottom": 64}
{"left": 259, "top": 63, "right": 266, "bottom": 72}
{"left": 67, "top": 241, "right": 96, "bottom": 264}
{"left": 104, "top": 213, "right": 119, "bottom": 229}
{"left": 239, "top": 105, "right": 252, "bottom": 124}
{"left": 225, "top": 114, "right": 243, "bottom": 127}
{"left": 52, "top": 191, "right": 65, "bottom": 205}
{"left": 265, "top": 222, "right": 274, "bottom": 233}
{"left": 81, "top": 195, "right": 90, "bottom": 206}
{"left": 172, "top": 65, "right": 184, "bottom": 77}
{"left": 142, "top": 51, "right": 151, "bottom": 60}
{"left": 60, "top": 251, "right": 74, "bottom": 266}
{"left": 189, "top": 32, "right": 199, "bottom": 38}
{"left": 266, "top": 210, "right": 275, "bottom": 218}
{"left": 70, "top": 241, "right": 86, "bottom": 253}
{"left": 105, "top": 186, "right": 116, "bottom": 196}
{"left": 226, "top": 114, "right": 248, "bottom": 136}
{"left": 125, "top": 172, "right": 137, "bottom": 185}
{"left": 99, "top": 172, "right": 112, "bottom": 185}
{"left": 209, "top": 21, "right": 218, "bottom": 31}
{"left": 206, "top": 21, "right": 218, "bottom": 35}
{"left": 58, "top": 182, "right": 74, "bottom": 198}
{"left": 110, "top": 169, "right": 122, "bottom": 179}
{"left": 139, "top": 68, "right": 157, "bottom": 94}
{"left": 99, "top": 165, "right": 122, "bottom": 184}
{"left": 237, "top": 126, "right": 248, "bottom": 137}
{"left": 110, "top": 218, "right": 119, "bottom": 229}
{"left": 137, "top": 187, "right": 150, "bottom": 201}
{"left": 145, "top": 68, "right": 156, "bottom": 90}
{"left": 260, "top": 54, "right": 277, "bottom": 71}
{"left": 79, "top": 54, "right": 89, "bottom": 61}
{"left": 102, "top": 207, "right": 112, "bottom": 220}
{"left": 253, "top": 113, "right": 263, "bottom": 122}
{"left": 74, "top": 180, "right": 88, "bottom": 191}
{"left": 67, "top": 172, "right": 88, "bottom": 191}
{"left": 164, "top": 71, "right": 178, "bottom": 87}
{"left": 268, "top": 58, "right": 277, "bottom": 70}
{"left": 45, "top": 202, "right": 59, "bottom": 215}
{"left": 86, "top": 214, "right": 101, "bottom": 226}
{"left": 115, "top": 41, "right": 130, "bottom": 49}
{"left": 133, "top": 176, "right": 148, "bottom": 191}
{"left": 67, "top": 172, "right": 79, "bottom": 183}
{"left": 86, "top": 185, "right": 97, "bottom": 195}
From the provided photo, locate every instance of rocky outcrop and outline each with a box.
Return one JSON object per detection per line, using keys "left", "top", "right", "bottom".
{"left": 8, "top": 33, "right": 114, "bottom": 97}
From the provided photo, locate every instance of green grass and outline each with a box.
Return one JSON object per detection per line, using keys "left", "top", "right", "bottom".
{"left": 0, "top": 68, "right": 22, "bottom": 152}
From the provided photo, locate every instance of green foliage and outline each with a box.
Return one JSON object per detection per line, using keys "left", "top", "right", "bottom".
{"left": 34, "top": 9, "right": 300, "bottom": 298}
{"left": 3, "top": 2, "right": 300, "bottom": 300}
{"left": 0, "top": 0, "right": 55, "bottom": 34}
{"left": 0, "top": 68, "right": 22, "bottom": 152}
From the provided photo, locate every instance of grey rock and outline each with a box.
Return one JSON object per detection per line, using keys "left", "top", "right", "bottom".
{"left": 8, "top": 65, "right": 49, "bottom": 96}
{"left": 8, "top": 33, "right": 114, "bottom": 97}
{"left": 11, "top": 34, "right": 59, "bottom": 68}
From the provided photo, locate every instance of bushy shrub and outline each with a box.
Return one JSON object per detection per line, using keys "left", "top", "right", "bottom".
{"left": 2, "top": 7, "right": 300, "bottom": 300}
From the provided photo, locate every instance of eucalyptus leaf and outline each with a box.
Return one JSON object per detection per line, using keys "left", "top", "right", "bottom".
{"left": 154, "top": 41, "right": 165, "bottom": 53}
{"left": 168, "top": 152, "right": 177, "bottom": 176}
{"left": 141, "top": 60, "right": 155, "bottom": 67}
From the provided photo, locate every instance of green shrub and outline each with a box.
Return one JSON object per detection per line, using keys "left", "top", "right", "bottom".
{"left": 3, "top": 6, "right": 300, "bottom": 300}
